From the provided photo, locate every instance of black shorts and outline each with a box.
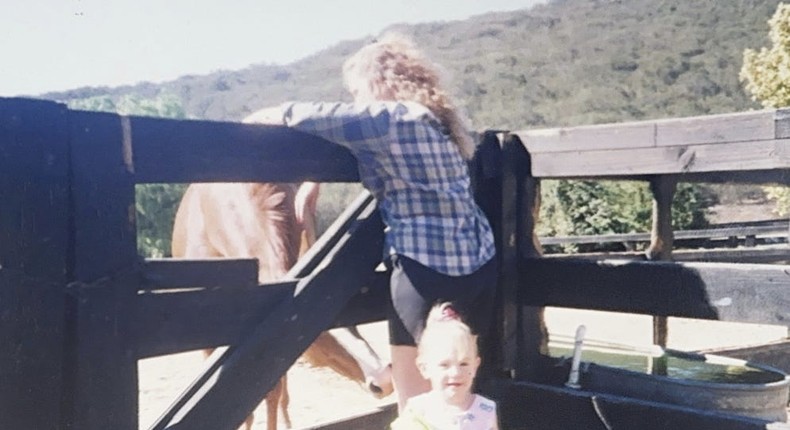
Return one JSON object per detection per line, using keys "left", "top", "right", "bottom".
{"left": 388, "top": 254, "right": 498, "bottom": 346}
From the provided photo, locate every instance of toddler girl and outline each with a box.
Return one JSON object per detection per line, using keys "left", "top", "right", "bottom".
{"left": 391, "top": 303, "right": 499, "bottom": 430}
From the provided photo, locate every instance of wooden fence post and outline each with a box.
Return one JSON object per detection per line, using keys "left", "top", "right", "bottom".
{"left": 470, "top": 131, "right": 505, "bottom": 378}
{"left": 646, "top": 175, "right": 677, "bottom": 349}
{"left": 646, "top": 175, "right": 677, "bottom": 261}
{"left": 0, "top": 98, "right": 70, "bottom": 429}
{"left": 64, "top": 111, "right": 139, "bottom": 430}
{"left": 501, "top": 133, "right": 547, "bottom": 380}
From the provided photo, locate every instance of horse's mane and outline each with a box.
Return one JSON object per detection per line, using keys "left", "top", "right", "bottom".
{"left": 244, "top": 183, "right": 301, "bottom": 281}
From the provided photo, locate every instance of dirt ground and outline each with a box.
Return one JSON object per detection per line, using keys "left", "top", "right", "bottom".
{"left": 139, "top": 309, "right": 788, "bottom": 429}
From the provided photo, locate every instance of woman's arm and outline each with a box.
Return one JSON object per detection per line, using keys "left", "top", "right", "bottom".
{"left": 282, "top": 101, "right": 396, "bottom": 150}
{"left": 246, "top": 101, "right": 433, "bottom": 153}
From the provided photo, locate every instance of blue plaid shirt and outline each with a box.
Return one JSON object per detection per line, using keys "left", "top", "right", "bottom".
{"left": 281, "top": 101, "right": 496, "bottom": 276}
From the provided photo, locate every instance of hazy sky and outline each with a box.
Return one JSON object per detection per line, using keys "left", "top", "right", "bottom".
{"left": 2, "top": 0, "right": 546, "bottom": 97}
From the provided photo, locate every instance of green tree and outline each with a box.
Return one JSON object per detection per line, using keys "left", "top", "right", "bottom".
{"left": 67, "top": 94, "right": 188, "bottom": 257}
{"left": 740, "top": 2, "right": 790, "bottom": 216}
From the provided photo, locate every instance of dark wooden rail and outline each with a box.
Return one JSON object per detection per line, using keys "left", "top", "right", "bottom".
{"left": 516, "top": 109, "right": 790, "bottom": 183}
{"left": 539, "top": 219, "right": 790, "bottom": 263}
{"left": 540, "top": 220, "right": 789, "bottom": 246}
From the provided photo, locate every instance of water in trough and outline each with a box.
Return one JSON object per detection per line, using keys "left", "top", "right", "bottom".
{"left": 550, "top": 342, "right": 790, "bottom": 422}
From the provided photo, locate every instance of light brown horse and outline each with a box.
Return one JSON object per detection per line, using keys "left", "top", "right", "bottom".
{"left": 171, "top": 181, "right": 392, "bottom": 430}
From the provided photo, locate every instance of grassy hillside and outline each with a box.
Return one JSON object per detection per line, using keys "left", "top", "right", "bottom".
{"left": 43, "top": 0, "right": 783, "bottom": 131}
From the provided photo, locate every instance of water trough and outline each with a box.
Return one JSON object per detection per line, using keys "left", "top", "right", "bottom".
{"left": 551, "top": 332, "right": 790, "bottom": 422}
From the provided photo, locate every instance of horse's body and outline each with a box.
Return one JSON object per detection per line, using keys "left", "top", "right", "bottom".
{"left": 172, "top": 181, "right": 392, "bottom": 430}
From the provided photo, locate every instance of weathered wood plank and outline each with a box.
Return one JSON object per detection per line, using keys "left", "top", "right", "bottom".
{"left": 773, "top": 108, "right": 790, "bottom": 139}
{"left": 655, "top": 110, "right": 776, "bottom": 147}
{"left": 520, "top": 259, "right": 790, "bottom": 327}
{"left": 517, "top": 110, "right": 778, "bottom": 154}
{"left": 67, "top": 109, "right": 138, "bottom": 430}
{"left": 521, "top": 258, "right": 719, "bottom": 319}
{"left": 518, "top": 120, "right": 656, "bottom": 153}
{"left": 121, "top": 114, "right": 360, "bottom": 183}
{"left": 0, "top": 97, "right": 69, "bottom": 430}
{"left": 540, "top": 223, "right": 789, "bottom": 245}
{"left": 529, "top": 139, "right": 790, "bottom": 178}
{"left": 134, "top": 283, "right": 293, "bottom": 358}
{"left": 142, "top": 258, "right": 259, "bottom": 290}
{"left": 545, "top": 245, "right": 790, "bottom": 264}
{"left": 684, "top": 262, "right": 790, "bottom": 326}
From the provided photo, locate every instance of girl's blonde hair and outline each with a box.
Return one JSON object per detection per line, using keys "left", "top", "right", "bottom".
{"left": 417, "top": 303, "right": 479, "bottom": 363}
{"left": 342, "top": 33, "right": 476, "bottom": 160}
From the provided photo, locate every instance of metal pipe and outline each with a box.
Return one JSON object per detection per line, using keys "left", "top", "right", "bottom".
{"left": 565, "top": 325, "right": 586, "bottom": 389}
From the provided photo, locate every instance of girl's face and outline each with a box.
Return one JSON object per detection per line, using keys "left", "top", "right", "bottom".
{"left": 419, "top": 341, "right": 481, "bottom": 406}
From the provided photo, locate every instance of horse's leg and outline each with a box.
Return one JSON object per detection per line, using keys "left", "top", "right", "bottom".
{"left": 265, "top": 377, "right": 285, "bottom": 430}
{"left": 280, "top": 375, "right": 292, "bottom": 429}
{"left": 242, "top": 413, "right": 254, "bottom": 430}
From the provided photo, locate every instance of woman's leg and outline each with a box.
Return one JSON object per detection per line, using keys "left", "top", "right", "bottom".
{"left": 390, "top": 345, "right": 430, "bottom": 410}
{"left": 388, "top": 255, "right": 431, "bottom": 410}
{"left": 388, "top": 254, "right": 498, "bottom": 410}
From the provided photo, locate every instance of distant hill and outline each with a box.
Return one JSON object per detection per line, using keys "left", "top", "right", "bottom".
{"left": 43, "top": 0, "right": 783, "bottom": 131}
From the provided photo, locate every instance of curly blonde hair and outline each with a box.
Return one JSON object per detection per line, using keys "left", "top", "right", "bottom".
{"left": 342, "top": 33, "right": 475, "bottom": 160}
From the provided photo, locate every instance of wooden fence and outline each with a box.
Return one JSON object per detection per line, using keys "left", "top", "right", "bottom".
{"left": 1, "top": 97, "right": 371, "bottom": 430}
{"left": 500, "top": 108, "right": 790, "bottom": 379}
{"left": 2, "top": 97, "right": 790, "bottom": 430}
{"left": 540, "top": 219, "right": 790, "bottom": 263}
